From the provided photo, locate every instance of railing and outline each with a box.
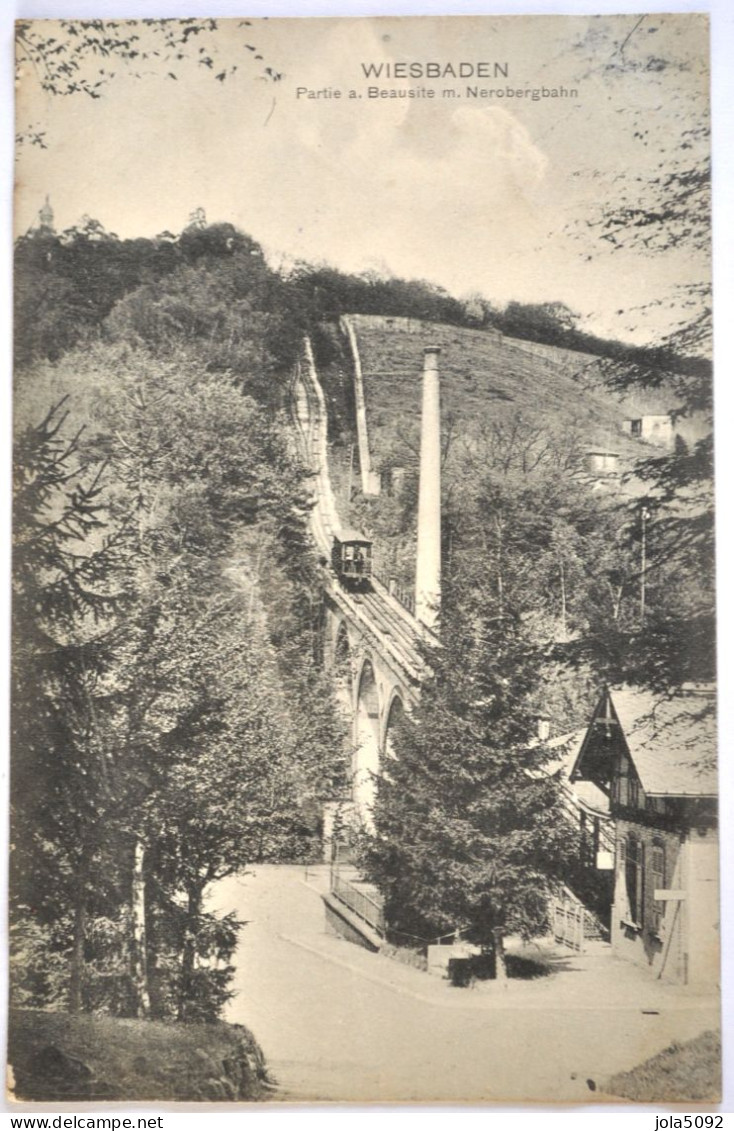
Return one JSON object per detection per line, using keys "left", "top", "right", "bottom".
{"left": 558, "top": 784, "right": 615, "bottom": 855}
{"left": 551, "top": 885, "right": 609, "bottom": 951}
{"left": 552, "top": 897, "right": 585, "bottom": 952}
{"left": 331, "top": 872, "right": 387, "bottom": 936}
{"left": 391, "top": 580, "right": 416, "bottom": 617}
{"left": 372, "top": 566, "right": 416, "bottom": 617}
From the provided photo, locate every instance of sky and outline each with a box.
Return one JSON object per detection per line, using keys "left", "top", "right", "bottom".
{"left": 13, "top": 11, "right": 711, "bottom": 345}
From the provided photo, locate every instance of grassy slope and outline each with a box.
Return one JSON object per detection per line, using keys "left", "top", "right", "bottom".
{"left": 8, "top": 1008, "right": 270, "bottom": 1103}
{"left": 334, "top": 315, "right": 662, "bottom": 595}
{"left": 348, "top": 314, "right": 659, "bottom": 468}
{"left": 604, "top": 1029, "right": 721, "bottom": 1103}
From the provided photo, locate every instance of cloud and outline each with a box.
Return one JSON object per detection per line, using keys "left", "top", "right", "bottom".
{"left": 259, "top": 93, "right": 549, "bottom": 293}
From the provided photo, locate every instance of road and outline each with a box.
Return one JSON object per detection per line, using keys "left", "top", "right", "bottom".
{"left": 213, "top": 866, "right": 719, "bottom": 1104}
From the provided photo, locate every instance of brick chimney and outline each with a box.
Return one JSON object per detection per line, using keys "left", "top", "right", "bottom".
{"left": 415, "top": 347, "right": 441, "bottom": 629}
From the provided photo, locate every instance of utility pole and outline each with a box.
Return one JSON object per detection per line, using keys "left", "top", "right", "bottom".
{"left": 640, "top": 505, "right": 650, "bottom": 624}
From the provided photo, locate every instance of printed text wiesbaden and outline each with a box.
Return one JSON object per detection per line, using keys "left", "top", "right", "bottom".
{"left": 360, "top": 61, "right": 509, "bottom": 79}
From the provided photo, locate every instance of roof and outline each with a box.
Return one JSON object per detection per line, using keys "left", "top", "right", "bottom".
{"left": 335, "top": 527, "right": 371, "bottom": 544}
{"left": 542, "top": 728, "right": 606, "bottom": 818}
{"left": 623, "top": 411, "right": 672, "bottom": 422}
{"left": 534, "top": 729, "right": 610, "bottom": 818}
{"left": 610, "top": 686, "right": 717, "bottom": 798}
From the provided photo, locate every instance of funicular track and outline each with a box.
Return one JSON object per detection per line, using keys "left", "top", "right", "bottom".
{"left": 292, "top": 334, "right": 610, "bottom": 953}
{"left": 292, "top": 337, "right": 429, "bottom": 687}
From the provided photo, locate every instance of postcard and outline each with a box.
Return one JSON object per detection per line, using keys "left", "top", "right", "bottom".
{"left": 10, "top": 10, "right": 720, "bottom": 1107}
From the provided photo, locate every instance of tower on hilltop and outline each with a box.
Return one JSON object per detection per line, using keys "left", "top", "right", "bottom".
{"left": 38, "top": 195, "right": 54, "bottom": 232}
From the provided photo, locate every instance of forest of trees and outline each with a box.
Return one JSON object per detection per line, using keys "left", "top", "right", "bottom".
{"left": 13, "top": 167, "right": 714, "bottom": 1002}
{"left": 15, "top": 212, "right": 707, "bottom": 381}
{"left": 12, "top": 220, "right": 353, "bottom": 1020}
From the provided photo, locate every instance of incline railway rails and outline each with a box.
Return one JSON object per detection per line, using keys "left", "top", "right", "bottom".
{"left": 291, "top": 337, "right": 429, "bottom": 686}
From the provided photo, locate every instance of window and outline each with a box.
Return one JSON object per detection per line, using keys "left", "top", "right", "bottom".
{"left": 623, "top": 835, "right": 644, "bottom": 927}
{"left": 628, "top": 775, "right": 645, "bottom": 809}
{"left": 630, "top": 419, "right": 642, "bottom": 436}
{"left": 650, "top": 841, "right": 666, "bottom": 935}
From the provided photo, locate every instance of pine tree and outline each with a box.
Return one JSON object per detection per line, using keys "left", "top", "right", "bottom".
{"left": 360, "top": 576, "right": 578, "bottom": 961}
{"left": 11, "top": 400, "right": 121, "bottom": 1011}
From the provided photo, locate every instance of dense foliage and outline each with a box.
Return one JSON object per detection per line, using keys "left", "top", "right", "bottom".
{"left": 15, "top": 217, "right": 703, "bottom": 385}
{"left": 356, "top": 414, "right": 713, "bottom": 954}
{"left": 11, "top": 228, "right": 348, "bottom": 1020}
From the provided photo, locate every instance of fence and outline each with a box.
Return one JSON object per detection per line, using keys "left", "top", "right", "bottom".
{"left": 331, "top": 871, "right": 387, "bottom": 936}
{"left": 372, "top": 566, "right": 416, "bottom": 617}
{"left": 551, "top": 897, "right": 585, "bottom": 952}
{"left": 551, "top": 889, "right": 609, "bottom": 951}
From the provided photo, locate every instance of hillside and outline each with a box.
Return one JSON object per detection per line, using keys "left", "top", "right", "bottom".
{"left": 312, "top": 314, "right": 682, "bottom": 601}
{"left": 346, "top": 314, "right": 671, "bottom": 473}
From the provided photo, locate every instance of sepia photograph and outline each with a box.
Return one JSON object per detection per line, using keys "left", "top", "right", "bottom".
{"left": 8, "top": 5, "right": 724, "bottom": 1108}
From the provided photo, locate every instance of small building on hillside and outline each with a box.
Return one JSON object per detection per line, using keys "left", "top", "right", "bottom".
{"left": 570, "top": 686, "right": 718, "bottom": 986}
{"left": 584, "top": 450, "right": 620, "bottom": 478}
{"left": 617, "top": 388, "right": 709, "bottom": 453}
{"left": 622, "top": 413, "right": 675, "bottom": 448}
{"left": 618, "top": 389, "right": 676, "bottom": 450}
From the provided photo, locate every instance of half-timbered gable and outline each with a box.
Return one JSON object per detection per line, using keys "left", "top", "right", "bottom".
{"left": 571, "top": 686, "right": 718, "bottom": 986}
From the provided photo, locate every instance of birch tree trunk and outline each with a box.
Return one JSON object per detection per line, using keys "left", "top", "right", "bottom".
{"left": 130, "top": 838, "right": 151, "bottom": 1018}
{"left": 178, "top": 884, "right": 203, "bottom": 1022}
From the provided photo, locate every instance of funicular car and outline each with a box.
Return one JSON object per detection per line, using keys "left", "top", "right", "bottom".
{"left": 331, "top": 530, "right": 373, "bottom": 589}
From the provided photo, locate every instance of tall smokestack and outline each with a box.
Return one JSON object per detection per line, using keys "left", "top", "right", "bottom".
{"left": 415, "top": 346, "right": 441, "bottom": 629}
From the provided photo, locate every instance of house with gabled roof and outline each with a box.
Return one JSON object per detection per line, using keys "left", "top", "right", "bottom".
{"left": 570, "top": 685, "right": 718, "bottom": 986}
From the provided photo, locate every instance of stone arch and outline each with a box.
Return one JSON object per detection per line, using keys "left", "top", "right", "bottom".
{"left": 382, "top": 690, "right": 406, "bottom": 762}
{"left": 354, "top": 657, "right": 381, "bottom": 826}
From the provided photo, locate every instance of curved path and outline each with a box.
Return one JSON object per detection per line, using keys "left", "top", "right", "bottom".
{"left": 218, "top": 866, "right": 718, "bottom": 1104}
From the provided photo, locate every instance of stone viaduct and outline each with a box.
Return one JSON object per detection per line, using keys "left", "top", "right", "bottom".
{"left": 291, "top": 334, "right": 441, "bottom": 830}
